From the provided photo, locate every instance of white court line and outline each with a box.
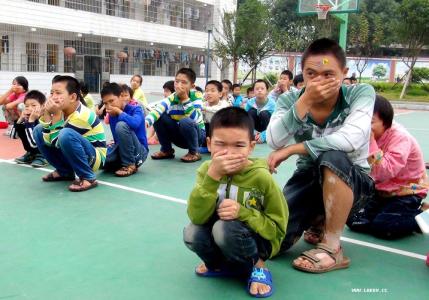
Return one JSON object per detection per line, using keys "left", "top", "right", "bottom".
{"left": 395, "top": 111, "right": 415, "bottom": 116}
{"left": 0, "top": 159, "right": 426, "bottom": 261}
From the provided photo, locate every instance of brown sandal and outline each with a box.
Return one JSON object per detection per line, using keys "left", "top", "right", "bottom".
{"left": 115, "top": 165, "right": 138, "bottom": 177}
{"left": 42, "top": 171, "right": 75, "bottom": 182}
{"left": 292, "top": 243, "right": 350, "bottom": 273}
{"left": 68, "top": 178, "right": 98, "bottom": 192}
{"left": 180, "top": 152, "right": 202, "bottom": 163}
{"left": 151, "top": 150, "right": 175, "bottom": 160}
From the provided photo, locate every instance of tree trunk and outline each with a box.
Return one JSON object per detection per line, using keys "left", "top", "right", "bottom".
{"left": 233, "top": 58, "right": 238, "bottom": 84}
{"left": 399, "top": 58, "right": 417, "bottom": 100}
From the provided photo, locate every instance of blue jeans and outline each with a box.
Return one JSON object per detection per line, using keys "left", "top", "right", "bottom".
{"left": 153, "top": 113, "right": 205, "bottom": 154}
{"left": 104, "top": 121, "right": 148, "bottom": 170}
{"left": 281, "top": 150, "right": 374, "bottom": 252}
{"left": 34, "top": 124, "right": 97, "bottom": 180}
{"left": 347, "top": 194, "right": 423, "bottom": 239}
{"left": 183, "top": 220, "right": 271, "bottom": 275}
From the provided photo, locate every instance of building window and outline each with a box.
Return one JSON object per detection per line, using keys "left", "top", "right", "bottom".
{"left": 26, "top": 42, "right": 39, "bottom": 72}
{"left": 47, "top": 44, "right": 58, "bottom": 72}
{"left": 105, "top": 49, "right": 114, "bottom": 74}
{"left": 1, "top": 35, "right": 9, "bottom": 54}
{"left": 65, "top": 0, "right": 101, "bottom": 14}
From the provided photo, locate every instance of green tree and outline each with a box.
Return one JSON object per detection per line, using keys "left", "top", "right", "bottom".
{"left": 372, "top": 64, "right": 387, "bottom": 80}
{"left": 236, "top": 0, "right": 273, "bottom": 83}
{"left": 411, "top": 67, "right": 429, "bottom": 84}
{"left": 396, "top": 0, "right": 429, "bottom": 99}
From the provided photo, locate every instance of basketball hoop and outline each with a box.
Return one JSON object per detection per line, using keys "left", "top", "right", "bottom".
{"left": 315, "top": 4, "right": 332, "bottom": 20}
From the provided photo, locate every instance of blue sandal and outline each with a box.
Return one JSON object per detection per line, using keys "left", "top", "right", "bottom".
{"left": 247, "top": 267, "right": 274, "bottom": 298}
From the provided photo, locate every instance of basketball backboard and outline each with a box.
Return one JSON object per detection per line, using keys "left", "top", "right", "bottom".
{"left": 298, "top": 0, "right": 359, "bottom": 15}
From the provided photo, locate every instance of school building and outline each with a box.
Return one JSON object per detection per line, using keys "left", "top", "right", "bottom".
{"left": 0, "top": 0, "right": 236, "bottom": 95}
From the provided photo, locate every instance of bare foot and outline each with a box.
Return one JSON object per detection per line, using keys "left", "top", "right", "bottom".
{"left": 195, "top": 263, "right": 210, "bottom": 275}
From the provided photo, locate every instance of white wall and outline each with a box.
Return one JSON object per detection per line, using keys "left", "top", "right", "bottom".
{"left": 110, "top": 74, "right": 208, "bottom": 97}
{"left": 0, "top": 71, "right": 74, "bottom": 95}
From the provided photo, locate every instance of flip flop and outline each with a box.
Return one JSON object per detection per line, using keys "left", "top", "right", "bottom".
{"left": 293, "top": 243, "right": 350, "bottom": 274}
{"left": 247, "top": 267, "right": 274, "bottom": 298}
{"left": 68, "top": 178, "right": 98, "bottom": 192}
{"left": 42, "top": 171, "right": 75, "bottom": 182}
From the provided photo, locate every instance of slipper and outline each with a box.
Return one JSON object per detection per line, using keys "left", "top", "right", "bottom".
{"left": 292, "top": 243, "right": 350, "bottom": 274}
{"left": 151, "top": 150, "right": 175, "bottom": 160}
{"left": 247, "top": 267, "right": 273, "bottom": 298}
{"left": 180, "top": 152, "right": 201, "bottom": 163}
{"left": 68, "top": 178, "right": 98, "bottom": 192}
{"left": 42, "top": 171, "right": 75, "bottom": 182}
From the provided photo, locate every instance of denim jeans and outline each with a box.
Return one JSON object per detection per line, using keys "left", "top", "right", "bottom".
{"left": 104, "top": 121, "right": 148, "bottom": 170}
{"left": 247, "top": 108, "right": 271, "bottom": 133}
{"left": 153, "top": 113, "right": 205, "bottom": 154}
{"left": 347, "top": 194, "right": 423, "bottom": 239}
{"left": 34, "top": 124, "right": 97, "bottom": 180}
{"left": 183, "top": 219, "right": 271, "bottom": 275}
{"left": 281, "top": 150, "right": 374, "bottom": 252}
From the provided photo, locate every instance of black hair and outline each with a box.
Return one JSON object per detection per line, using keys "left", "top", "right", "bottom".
{"left": 80, "top": 81, "right": 89, "bottom": 96}
{"left": 374, "top": 95, "right": 394, "bottom": 129}
{"left": 120, "top": 84, "right": 134, "bottom": 98}
{"left": 52, "top": 75, "right": 86, "bottom": 105}
{"left": 162, "top": 80, "right": 175, "bottom": 93}
{"left": 280, "top": 70, "right": 294, "bottom": 80}
{"left": 247, "top": 86, "right": 254, "bottom": 94}
{"left": 209, "top": 107, "right": 254, "bottom": 140}
{"left": 253, "top": 79, "right": 269, "bottom": 90}
{"left": 343, "top": 77, "right": 352, "bottom": 83}
{"left": 13, "top": 76, "right": 29, "bottom": 92}
{"left": 24, "top": 90, "right": 46, "bottom": 105}
{"left": 131, "top": 74, "right": 143, "bottom": 85}
{"left": 221, "top": 79, "right": 233, "bottom": 91}
{"left": 101, "top": 82, "right": 122, "bottom": 98}
{"left": 301, "top": 38, "right": 346, "bottom": 69}
{"left": 293, "top": 74, "right": 304, "bottom": 87}
{"left": 206, "top": 80, "right": 223, "bottom": 92}
{"left": 232, "top": 83, "right": 241, "bottom": 90}
{"left": 350, "top": 76, "right": 357, "bottom": 82}
{"left": 195, "top": 86, "right": 203, "bottom": 93}
{"left": 176, "top": 68, "right": 196, "bottom": 84}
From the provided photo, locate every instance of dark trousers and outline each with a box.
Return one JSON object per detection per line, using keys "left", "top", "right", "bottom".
{"left": 247, "top": 108, "right": 271, "bottom": 132}
{"left": 15, "top": 122, "right": 40, "bottom": 155}
{"left": 347, "top": 194, "right": 423, "bottom": 239}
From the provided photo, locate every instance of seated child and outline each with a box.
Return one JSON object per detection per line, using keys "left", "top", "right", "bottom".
{"left": 268, "top": 70, "right": 296, "bottom": 101}
{"left": 200, "top": 80, "right": 229, "bottom": 153}
{"left": 0, "top": 76, "right": 28, "bottom": 137}
{"left": 342, "top": 78, "right": 352, "bottom": 86}
{"left": 102, "top": 83, "right": 148, "bottom": 177}
{"left": 232, "top": 83, "right": 244, "bottom": 107}
{"left": 221, "top": 79, "right": 234, "bottom": 105}
{"left": 14, "top": 90, "right": 48, "bottom": 168}
{"left": 145, "top": 68, "right": 205, "bottom": 163}
{"left": 245, "top": 79, "right": 276, "bottom": 144}
{"left": 130, "top": 74, "right": 148, "bottom": 108}
{"left": 347, "top": 95, "right": 428, "bottom": 239}
{"left": 183, "top": 107, "right": 288, "bottom": 298}
{"left": 120, "top": 84, "right": 138, "bottom": 106}
{"left": 33, "top": 76, "right": 106, "bottom": 192}
{"left": 293, "top": 73, "right": 305, "bottom": 90}
{"left": 80, "top": 82, "right": 95, "bottom": 110}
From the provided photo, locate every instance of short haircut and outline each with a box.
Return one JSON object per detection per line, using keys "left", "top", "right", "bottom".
{"left": 350, "top": 76, "right": 357, "bottom": 82}
{"left": 221, "top": 79, "right": 233, "bottom": 90}
{"left": 101, "top": 82, "right": 122, "bottom": 98}
{"left": 195, "top": 86, "right": 203, "bottom": 93}
{"left": 374, "top": 95, "right": 394, "bottom": 129}
{"left": 301, "top": 38, "right": 346, "bottom": 69}
{"left": 280, "top": 70, "right": 294, "bottom": 80}
{"left": 253, "top": 79, "right": 269, "bottom": 90}
{"left": 293, "top": 74, "right": 304, "bottom": 87}
{"left": 176, "top": 68, "right": 196, "bottom": 84}
{"left": 247, "top": 86, "right": 254, "bottom": 93}
{"left": 120, "top": 84, "right": 134, "bottom": 98}
{"left": 162, "top": 80, "right": 175, "bottom": 93}
{"left": 206, "top": 80, "right": 222, "bottom": 92}
{"left": 52, "top": 75, "right": 85, "bottom": 104}
{"left": 232, "top": 83, "right": 241, "bottom": 90}
{"left": 80, "top": 81, "right": 89, "bottom": 95}
{"left": 209, "top": 107, "right": 254, "bottom": 140}
{"left": 13, "top": 76, "right": 29, "bottom": 92}
{"left": 24, "top": 90, "right": 46, "bottom": 105}
{"left": 131, "top": 74, "right": 142, "bottom": 85}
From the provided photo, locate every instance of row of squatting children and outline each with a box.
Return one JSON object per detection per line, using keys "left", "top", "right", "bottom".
{"left": 184, "top": 107, "right": 289, "bottom": 298}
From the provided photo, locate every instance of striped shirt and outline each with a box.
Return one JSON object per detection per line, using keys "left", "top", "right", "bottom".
{"left": 267, "top": 84, "right": 376, "bottom": 171}
{"left": 145, "top": 90, "right": 205, "bottom": 130}
{"left": 39, "top": 103, "right": 107, "bottom": 171}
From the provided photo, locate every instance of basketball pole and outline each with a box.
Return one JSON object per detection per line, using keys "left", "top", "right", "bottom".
{"left": 334, "top": 13, "right": 349, "bottom": 50}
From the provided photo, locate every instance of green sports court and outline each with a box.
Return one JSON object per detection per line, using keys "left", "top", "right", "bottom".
{"left": 0, "top": 109, "right": 428, "bottom": 300}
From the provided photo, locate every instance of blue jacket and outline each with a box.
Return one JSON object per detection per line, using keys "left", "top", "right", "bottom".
{"left": 110, "top": 104, "right": 148, "bottom": 150}
{"left": 232, "top": 95, "right": 244, "bottom": 107}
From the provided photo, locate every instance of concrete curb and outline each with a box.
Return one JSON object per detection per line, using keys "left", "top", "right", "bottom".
{"left": 390, "top": 101, "right": 429, "bottom": 111}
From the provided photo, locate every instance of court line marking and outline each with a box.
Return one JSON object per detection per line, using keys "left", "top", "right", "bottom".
{"left": 0, "top": 159, "right": 426, "bottom": 261}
